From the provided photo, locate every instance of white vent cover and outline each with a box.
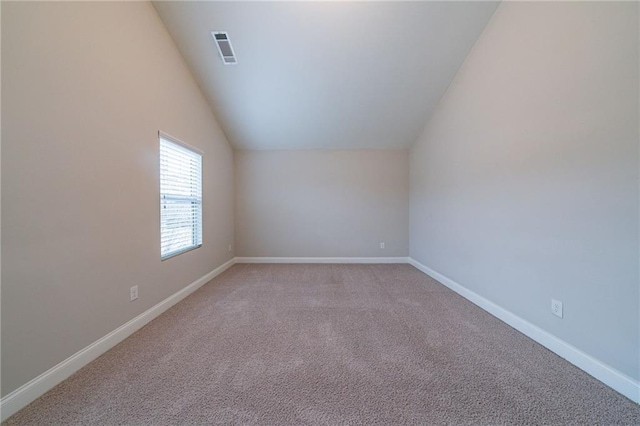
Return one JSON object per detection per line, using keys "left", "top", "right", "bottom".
{"left": 211, "top": 31, "right": 237, "bottom": 65}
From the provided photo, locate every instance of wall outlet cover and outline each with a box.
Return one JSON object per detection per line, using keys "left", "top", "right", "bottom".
{"left": 130, "top": 286, "right": 139, "bottom": 302}
{"left": 551, "top": 299, "right": 563, "bottom": 318}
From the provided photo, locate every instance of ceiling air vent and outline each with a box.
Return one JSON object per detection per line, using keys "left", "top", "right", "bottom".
{"left": 212, "top": 31, "right": 237, "bottom": 65}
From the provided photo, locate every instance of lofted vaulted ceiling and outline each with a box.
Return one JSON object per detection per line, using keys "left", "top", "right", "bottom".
{"left": 153, "top": 1, "right": 499, "bottom": 150}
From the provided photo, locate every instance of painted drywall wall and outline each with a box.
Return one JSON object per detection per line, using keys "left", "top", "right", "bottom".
{"left": 410, "top": 2, "right": 639, "bottom": 381}
{"left": 0, "top": 3, "right": 3, "bottom": 392}
{"left": 1, "top": 2, "right": 234, "bottom": 396}
{"left": 236, "top": 150, "right": 409, "bottom": 257}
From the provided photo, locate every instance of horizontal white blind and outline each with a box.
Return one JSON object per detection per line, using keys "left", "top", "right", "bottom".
{"left": 160, "top": 136, "right": 202, "bottom": 259}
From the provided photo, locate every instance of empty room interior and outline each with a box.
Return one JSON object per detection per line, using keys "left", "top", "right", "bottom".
{"left": 1, "top": 0, "right": 639, "bottom": 424}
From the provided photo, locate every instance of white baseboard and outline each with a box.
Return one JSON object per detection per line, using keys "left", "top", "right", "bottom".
{"left": 235, "top": 257, "right": 409, "bottom": 264}
{"left": 0, "top": 257, "right": 236, "bottom": 422}
{"left": 407, "top": 257, "right": 640, "bottom": 404}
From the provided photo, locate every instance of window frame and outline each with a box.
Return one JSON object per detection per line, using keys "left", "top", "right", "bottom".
{"left": 159, "top": 131, "right": 203, "bottom": 261}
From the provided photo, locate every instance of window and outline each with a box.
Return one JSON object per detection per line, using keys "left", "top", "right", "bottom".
{"left": 160, "top": 133, "right": 202, "bottom": 260}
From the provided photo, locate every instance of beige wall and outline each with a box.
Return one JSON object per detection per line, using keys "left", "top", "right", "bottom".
{"left": 1, "top": 2, "right": 234, "bottom": 396}
{"left": 410, "top": 2, "right": 639, "bottom": 380}
{"left": 236, "top": 150, "right": 409, "bottom": 258}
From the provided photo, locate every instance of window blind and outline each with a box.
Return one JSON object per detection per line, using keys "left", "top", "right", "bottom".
{"left": 160, "top": 136, "right": 202, "bottom": 259}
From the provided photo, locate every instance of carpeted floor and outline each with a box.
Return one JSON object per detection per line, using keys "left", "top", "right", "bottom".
{"left": 5, "top": 264, "right": 640, "bottom": 425}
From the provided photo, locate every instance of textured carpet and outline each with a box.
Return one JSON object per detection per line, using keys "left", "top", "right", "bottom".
{"left": 4, "top": 264, "right": 640, "bottom": 425}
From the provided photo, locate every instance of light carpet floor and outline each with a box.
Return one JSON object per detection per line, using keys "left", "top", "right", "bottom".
{"left": 5, "top": 264, "right": 640, "bottom": 425}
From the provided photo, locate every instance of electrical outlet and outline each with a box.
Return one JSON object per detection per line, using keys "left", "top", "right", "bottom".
{"left": 551, "top": 299, "right": 563, "bottom": 318}
{"left": 130, "top": 286, "right": 138, "bottom": 302}
{"left": 228, "top": 244, "right": 232, "bottom": 252}
{"left": 380, "top": 242, "right": 385, "bottom": 249}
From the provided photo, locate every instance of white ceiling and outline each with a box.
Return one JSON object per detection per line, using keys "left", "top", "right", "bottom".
{"left": 153, "top": 1, "right": 499, "bottom": 150}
